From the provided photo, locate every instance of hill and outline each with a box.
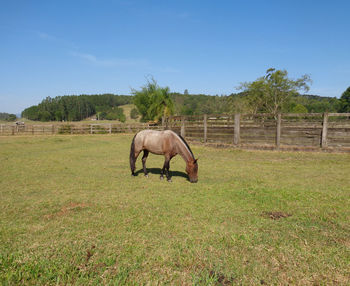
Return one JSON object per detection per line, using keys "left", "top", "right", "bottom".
{"left": 120, "top": 104, "right": 140, "bottom": 123}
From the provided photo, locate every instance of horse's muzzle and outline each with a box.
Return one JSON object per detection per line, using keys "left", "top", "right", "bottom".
{"left": 190, "top": 179, "right": 198, "bottom": 183}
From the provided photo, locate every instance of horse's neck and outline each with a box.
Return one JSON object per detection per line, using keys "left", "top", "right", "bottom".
{"left": 175, "top": 136, "right": 193, "bottom": 163}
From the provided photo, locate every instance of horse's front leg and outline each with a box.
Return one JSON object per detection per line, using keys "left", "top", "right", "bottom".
{"left": 160, "top": 166, "right": 164, "bottom": 180}
{"left": 160, "top": 161, "right": 166, "bottom": 180}
{"left": 161, "top": 156, "right": 172, "bottom": 182}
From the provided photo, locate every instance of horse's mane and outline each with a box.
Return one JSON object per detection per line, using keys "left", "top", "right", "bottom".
{"left": 177, "top": 134, "right": 195, "bottom": 159}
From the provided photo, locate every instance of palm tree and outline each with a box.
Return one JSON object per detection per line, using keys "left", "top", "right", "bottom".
{"left": 148, "top": 85, "right": 174, "bottom": 122}
{"left": 132, "top": 78, "right": 174, "bottom": 122}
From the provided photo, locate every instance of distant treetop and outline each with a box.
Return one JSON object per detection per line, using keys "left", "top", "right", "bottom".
{"left": 21, "top": 94, "right": 132, "bottom": 122}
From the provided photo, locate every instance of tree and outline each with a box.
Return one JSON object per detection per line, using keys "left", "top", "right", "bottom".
{"left": 132, "top": 78, "right": 174, "bottom": 122}
{"left": 339, "top": 86, "right": 350, "bottom": 112}
{"left": 22, "top": 106, "right": 40, "bottom": 120}
{"left": 130, "top": 108, "right": 139, "bottom": 119}
{"left": 0, "top": 113, "right": 17, "bottom": 121}
{"left": 238, "top": 68, "right": 312, "bottom": 116}
{"left": 21, "top": 94, "right": 131, "bottom": 121}
{"left": 227, "top": 93, "right": 250, "bottom": 114}
{"left": 291, "top": 104, "right": 308, "bottom": 113}
{"left": 7, "top": 114, "right": 17, "bottom": 121}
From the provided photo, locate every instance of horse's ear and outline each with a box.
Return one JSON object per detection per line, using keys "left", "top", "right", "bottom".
{"left": 194, "top": 157, "right": 199, "bottom": 163}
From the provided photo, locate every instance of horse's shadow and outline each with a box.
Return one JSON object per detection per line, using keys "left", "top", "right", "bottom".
{"left": 134, "top": 168, "right": 188, "bottom": 180}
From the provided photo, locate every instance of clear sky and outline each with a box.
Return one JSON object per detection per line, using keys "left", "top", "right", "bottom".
{"left": 1, "top": 0, "right": 349, "bottom": 114}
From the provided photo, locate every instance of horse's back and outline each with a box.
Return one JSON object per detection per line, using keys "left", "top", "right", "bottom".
{"left": 135, "top": 130, "right": 175, "bottom": 155}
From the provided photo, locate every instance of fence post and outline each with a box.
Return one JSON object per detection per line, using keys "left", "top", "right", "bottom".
{"left": 109, "top": 124, "right": 112, "bottom": 134}
{"left": 169, "top": 116, "right": 173, "bottom": 130}
{"left": 321, "top": 112, "right": 328, "bottom": 148}
{"left": 276, "top": 113, "right": 281, "bottom": 150}
{"left": 203, "top": 114, "right": 207, "bottom": 143}
{"left": 12, "top": 126, "right": 15, "bottom": 135}
{"left": 90, "top": 125, "right": 93, "bottom": 134}
{"left": 181, "top": 116, "right": 185, "bottom": 137}
{"left": 0, "top": 124, "right": 3, "bottom": 135}
{"left": 234, "top": 113, "right": 240, "bottom": 145}
{"left": 164, "top": 116, "right": 169, "bottom": 130}
{"left": 52, "top": 125, "right": 55, "bottom": 135}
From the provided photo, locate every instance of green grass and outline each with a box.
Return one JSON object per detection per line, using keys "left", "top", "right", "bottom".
{"left": 0, "top": 134, "right": 349, "bottom": 285}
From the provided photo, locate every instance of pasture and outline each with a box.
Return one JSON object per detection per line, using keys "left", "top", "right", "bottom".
{"left": 0, "top": 134, "right": 349, "bottom": 285}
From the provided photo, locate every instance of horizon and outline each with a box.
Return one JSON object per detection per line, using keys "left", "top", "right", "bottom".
{"left": 1, "top": 0, "right": 350, "bottom": 114}
{"left": 5, "top": 91, "right": 339, "bottom": 118}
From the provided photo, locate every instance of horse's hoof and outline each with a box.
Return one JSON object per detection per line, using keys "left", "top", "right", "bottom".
{"left": 144, "top": 174, "right": 149, "bottom": 178}
{"left": 160, "top": 176, "right": 164, "bottom": 180}
{"left": 167, "top": 179, "right": 172, "bottom": 183}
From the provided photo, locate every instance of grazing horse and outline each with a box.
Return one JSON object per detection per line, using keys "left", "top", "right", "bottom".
{"left": 130, "top": 130, "right": 198, "bottom": 183}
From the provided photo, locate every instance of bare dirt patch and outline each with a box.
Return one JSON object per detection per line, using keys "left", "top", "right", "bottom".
{"left": 85, "top": 244, "right": 95, "bottom": 263}
{"left": 44, "top": 202, "right": 89, "bottom": 219}
{"left": 262, "top": 211, "right": 292, "bottom": 220}
{"left": 76, "top": 245, "right": 106, "bottom": 273}
{"left": 209, "top": 270, "right": 235, "bottom": 285}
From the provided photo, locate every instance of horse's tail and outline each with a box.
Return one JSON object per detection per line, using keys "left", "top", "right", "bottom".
{"left": 130, "top": 134, "right": 137, "bottom": 175}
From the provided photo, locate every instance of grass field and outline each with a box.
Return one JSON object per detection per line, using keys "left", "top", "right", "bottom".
{"left": 0, "top": 134, "right": 349, "bottom": 285}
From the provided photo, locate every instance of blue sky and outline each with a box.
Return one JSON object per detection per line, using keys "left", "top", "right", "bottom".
{"left": 1, "top": 0, "right": 350, "bottom": 114}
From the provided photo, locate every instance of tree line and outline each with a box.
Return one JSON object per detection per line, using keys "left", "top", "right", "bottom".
{"left": 21, "top": 94, "right": 132, "bottom": 122}
{"left": 0, "top": 112, "right": 17, "bottom": 122}
{"left": 133, "top": 70, "right": 347, "bottom": 122}
{"left": 20, "top": 69, "right": 350, "bottom": 122}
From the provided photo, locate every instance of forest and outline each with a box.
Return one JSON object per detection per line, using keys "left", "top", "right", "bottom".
{"left": 20, "top": 69, "right": 349, "bottom": 122}
{"left": 20, "top": 92, "right": 342, "bottom": 122}
{"left": 0, "top": 112, "right": 17, "bottom": 121}
{"left": 21, "top": 94, "right": 132, "bottom": 122}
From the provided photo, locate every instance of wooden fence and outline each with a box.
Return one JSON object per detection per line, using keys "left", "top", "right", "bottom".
{"left": 1, "top": 113, "right": 350, "bottom": 151}
{"left": 0, "top": 123, "right": 162, "bottom": 136}
{"left": 166, "top": 113, "right": 350, "bottom": 151}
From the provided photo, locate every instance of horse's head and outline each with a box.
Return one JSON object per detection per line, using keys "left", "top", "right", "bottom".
{"left": 186, "top": 158, "right": 198, "bottom": 183}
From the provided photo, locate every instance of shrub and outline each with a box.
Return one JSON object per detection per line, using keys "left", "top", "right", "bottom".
{"left": 291, "top": 104, "right": 308, "bottom": 113}
{"left": 130, "top": 108, "right": 139, "bottom": 119}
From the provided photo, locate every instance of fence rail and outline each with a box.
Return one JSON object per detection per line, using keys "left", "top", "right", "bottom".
{"left": 165, "top": 113, "right": 350, "bottom": 151}
{"left": 0, "top": 122, "right": 162, "bottom": 136}
{"left": 1, "top": 112, "right": 350, "bottom": 151}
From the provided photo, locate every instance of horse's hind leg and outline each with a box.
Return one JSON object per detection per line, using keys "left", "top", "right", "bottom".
{"left": 142, "top": 150, "right": 149, "bottom": 177}
{"left": 130, "top": 150, "right": 141, "bottom": 176}
{"left": 130, "top": 153, "right": 136, "bottom": 176}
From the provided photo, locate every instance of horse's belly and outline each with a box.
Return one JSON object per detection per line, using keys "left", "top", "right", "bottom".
{"left": 149, "top": 149, "right": 164, "bottom": 155}
{"left": 143, "top": 141, "right": 164, "bottom": 155}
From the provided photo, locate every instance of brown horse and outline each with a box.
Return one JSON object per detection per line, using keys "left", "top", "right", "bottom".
{"left": 130, "top": 130, "right": 198, "bottom": 183}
